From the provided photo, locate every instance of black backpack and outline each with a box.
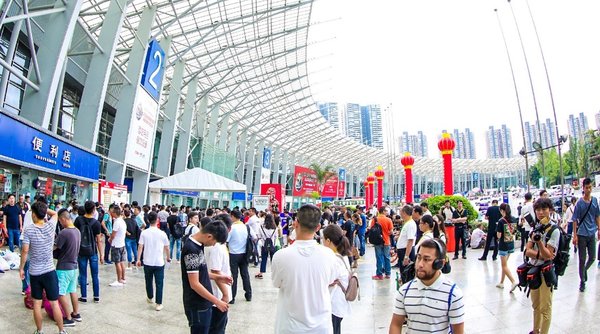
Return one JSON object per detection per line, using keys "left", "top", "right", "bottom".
{"left": 262, "top": 226, "right": 277, "bottom": 254}
{"left": 172, "top": 222, "right": 185, "bottom": 239}
{"left": 79, "top": 217, "right": 96, "bottom": 257}
{"left": 245, "top": 225, "right": 258, "bottom": 263}
{"left": 368, "top": 218, "right": 384, "bottom": 245}
{"left": 546, "top": 225, "right": 571, "bottom": 276}
{"left": 181, "top": 225, "right": 196, "bottom": 244}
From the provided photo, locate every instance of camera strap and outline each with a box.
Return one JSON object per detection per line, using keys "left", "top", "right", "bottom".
{"left": 577, "top": 198, "right": 593, "bottom": 229}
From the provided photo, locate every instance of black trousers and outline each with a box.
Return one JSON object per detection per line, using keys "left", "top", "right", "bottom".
{"left": 209, "top": 307, "right": 228, "bottom": 334}
{"left": 454, "top": 225, "right": 467, "bottom": 257}
{"left": 577, "top": 235, "right": 597, "bottom": 283}
{"left": 229, "top": 253, "right": 252, "bottom": 300}
{"left": 520, "top": 227, "right": 529, "bottom": 252}
{"left": 332, "top": 315, "right": 343, "bottom": 334}
{"left": 481, "top": 229, "right": 498, "bottom": 260}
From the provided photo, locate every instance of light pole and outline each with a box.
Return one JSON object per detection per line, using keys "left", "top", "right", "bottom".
{"left": 522, "top": 136, "right": 568, "bottom": 190}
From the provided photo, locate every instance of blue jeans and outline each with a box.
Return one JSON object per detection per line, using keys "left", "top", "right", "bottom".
{"left": 78, "top": 254, "right": 100, "bottom": 299}
{"left": 260, "top": 246, "right": 275, "bottom": 273}
{"left": 210, "top": 307, "right": 228, "bottom": 334}
{"left": 185, "top": 307, "right": 212, "bottom": 334}
{"left": 7, "top": 229, "right": 20, "bottom": 252}
{"left": 374, "top": 245, "right": 391, "bottom": 276}
{"left": 125, "top": 238, "right": 138, "bottom": 263}
{"left": 170, "top": 236, "right": 181, "bottom": 261}
{"left": 144, "top": 265, "right": 165, "bottom": 305}
{"left": 358, "top": 232, "right": 366, "bottom": 256}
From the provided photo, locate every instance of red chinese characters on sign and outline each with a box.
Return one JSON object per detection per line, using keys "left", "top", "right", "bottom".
{"left": 260, "top": 184, "right": 285, "bottom": 213}
{"left": 292, "top": 165, "right": 318, "bottom": 197}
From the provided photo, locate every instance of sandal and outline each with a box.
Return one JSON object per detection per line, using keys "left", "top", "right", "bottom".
{"left": 255, "top": 274, "right": 263, "bottom": 279}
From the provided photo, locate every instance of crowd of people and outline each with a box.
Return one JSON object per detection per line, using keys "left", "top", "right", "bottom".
{"left": 0, "top": 178, "right": 599, "bottom": 334}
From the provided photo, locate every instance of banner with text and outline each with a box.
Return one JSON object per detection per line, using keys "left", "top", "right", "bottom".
{"left": 260, "top": 183, "right": 285, "bottom": 212}
{"left": 292, "top": 165, "right": 318, "bottom": 197}
{"left": 260, "top": 147, "right": 272, "bottom": 184}
{"left": 321, "top": 176, "right": 339, "bottom": 198}
{"left": 337, "top": 168, "right": 346, "bottom": 198}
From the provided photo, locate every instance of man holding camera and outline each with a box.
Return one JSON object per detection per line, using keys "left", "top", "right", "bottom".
{"left": 571, "top": 177, "right": 600, "bottom": 293}
{"left": 525, "top": 198, "right": 559, "bottom": 334}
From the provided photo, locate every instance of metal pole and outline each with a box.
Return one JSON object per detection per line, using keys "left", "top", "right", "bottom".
{"left": 51, "top": 60, "right": 67, "bottom": 133}
{"left": 0, "top": 19, "right": 23, "bottom": 104}
{"left": 508, "top": 0, "right": 545, "bottom": 187}
{"left": 524, "top": 0, "right": 565, "bottom": 209}
{"left": 494, "top": 9, "right": 530, "bottom": 192}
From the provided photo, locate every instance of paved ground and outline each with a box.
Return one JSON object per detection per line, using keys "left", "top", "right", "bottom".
{"left": 0, "top": 242, "right": 599, "bottom": 333}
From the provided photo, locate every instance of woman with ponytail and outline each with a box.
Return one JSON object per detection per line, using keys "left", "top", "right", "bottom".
{"left": 497, "top": 203, "right": 518, "bottom": 292}
{"left": 323, "top": 224, "right": 352, "bottom": 334}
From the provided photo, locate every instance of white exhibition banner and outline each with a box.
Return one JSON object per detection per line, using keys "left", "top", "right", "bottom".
{"left": 125, "top": 88, "right": 159, "bottom": 171}
{"left": 253, "top": 195, "right": 270, "bottom": 212}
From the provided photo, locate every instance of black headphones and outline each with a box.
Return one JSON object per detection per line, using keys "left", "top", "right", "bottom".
{"left": 431, "top": 239, "right": 446, "bottom": 270}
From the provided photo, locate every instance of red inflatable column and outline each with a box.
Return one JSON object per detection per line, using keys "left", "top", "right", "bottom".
{"left": 400, "top": 153, "right": 415, "bottom": 204}
{"left": 437, "top": 133, "right": 456, "bottom": 196}
{"left": 375, "top": 166, "right": 385, "bottom": 209}
{"left": 367, "top": 173, "right": 375, "bottom": 208}
{"left": 363, "top": 180, "right": 370, "bottom": 207}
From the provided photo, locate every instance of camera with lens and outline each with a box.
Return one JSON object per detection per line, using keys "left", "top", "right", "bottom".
{"left": 531, "top": 223, "right": 548, "bottom": 242}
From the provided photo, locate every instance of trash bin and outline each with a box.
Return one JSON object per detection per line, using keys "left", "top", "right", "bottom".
{"left": 445, "top": 224, "right": 456, "bottom": 253}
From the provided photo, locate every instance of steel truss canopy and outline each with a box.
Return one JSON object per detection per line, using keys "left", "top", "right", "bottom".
{"left": 73, "top": 0, "right": 386, "bottom": 172}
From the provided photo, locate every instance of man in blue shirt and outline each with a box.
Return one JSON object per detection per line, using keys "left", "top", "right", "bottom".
{"left": 356, "top": 206, "right": 368, "bottom": 256}
{"left": 572, "top": 177, "right": 600, "bottom": 292}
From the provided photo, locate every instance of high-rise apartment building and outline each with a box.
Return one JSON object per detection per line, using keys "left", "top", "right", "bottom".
{"left": 449, "top": 128, "right": 476, "bottom": 159}
{"left": 360, "top": 106, "right": 372, "bottom": 146}
{"left": 524, "top": 118, "right": 557, "bottom": 153}
{"left": 486, "top": 125, "right": 513, "bottom": 158}
{"left": 567, "top": 112, "right": 589, "bottom": 142}
{"left": 595, "top": 111, "right": 600, "bottom": 130}
{"left": 317, "top": 101, "right": 383, "bottom": 149}
{"left": 367, "top": 104, "right": 383, "bottom": 149}
{"left": 344, "top": 103, "right": 362, "bottom": 143}
{"left": 317, "top": 102, "right": 342, "bottom": 134}
{"left": 399, "top": 131, "right": 428, "bottom": 157}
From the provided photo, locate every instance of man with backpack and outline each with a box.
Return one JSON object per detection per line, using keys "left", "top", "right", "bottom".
{"left": 571, "top": 177, "right": 600, "bottom": 293}
{"left": 75, "top": 201, "right": 103, "bottom": 303}
{"left": 389, "top": 238, "right": 464, "bottom": 334}
{"left": 167, "top": 207, "right": 184, "bottom": 263}
{"left": 395, "top": 206, "right": 417, "bottom": 280}
{"left": 227, "top": 210, "right": 256, "bottom": 303}
{"left": 369, "top": 206, "right": 393, "bottom": 280}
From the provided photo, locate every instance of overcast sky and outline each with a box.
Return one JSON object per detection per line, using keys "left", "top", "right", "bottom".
{"left": 307, "top": 0, "right": 600, "bottom": 158}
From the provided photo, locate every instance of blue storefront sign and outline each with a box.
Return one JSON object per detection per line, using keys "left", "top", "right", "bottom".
{"left": 232, "top": 192, "right": 252, "bottom": 201}
{"left": 0, "top": 112, "right": 99, "bottom": 181}
{"left": 161, "top": 190, "right": 200, "bottom": 197}
{"left": 262, "top": 147, "right": 271, "bottom": 169}
{"left": 140, "top": 39, "right": 166, "bottom": 101}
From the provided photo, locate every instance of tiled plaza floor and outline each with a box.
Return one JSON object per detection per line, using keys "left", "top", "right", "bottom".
{"left": 0, "top": 242, "right": 598, "bottom": 333}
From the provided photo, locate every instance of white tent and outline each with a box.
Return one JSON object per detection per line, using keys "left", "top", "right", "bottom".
{"left": 148, "top": 168, "right": 247, "bottom": 193}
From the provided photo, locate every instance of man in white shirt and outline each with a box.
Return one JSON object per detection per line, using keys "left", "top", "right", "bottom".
{"left": 396, "top": 206, "right": 417, "bottom": 277}
{"left": 137, "top": 211, "right": 170, "bottom": 311}
{"left": 245, "top": 208, "right": 260, "bottom": 266}
{"left": 227, "top": 210, "right": 256, "bottom": 303}
{"left": 109, "top": 205, "right": 127, "bottom": 287}
{"left": 206, "top": 214, "right": 233, "bottom": 334}
{"left": 272, "top": 204, "right": 337, "bottom": 334}
{"left": 470, "top": 224, "right": 486, "bottom": 249}
{"left": 520, "top": 192, "right": 535, "bottom": 252}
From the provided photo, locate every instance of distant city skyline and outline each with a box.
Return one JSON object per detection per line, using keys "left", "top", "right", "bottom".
{"left": 317, "top": 101, "right": 384, "bottom": 149}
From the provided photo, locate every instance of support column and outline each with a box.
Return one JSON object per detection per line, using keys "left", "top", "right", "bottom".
{"left": 203, "top": 103, "right": 220, "bottom": 172}
{"left": 20, "top": 0, "right": 84, "bottom": 128}
{"left": 271, "top": 147, "right": 281, "bottom": 184}
{"left": 173, "top": 78, "right": 199, "bottom": 174}
{"left": 226, "top": 122, "right": 238, "bottom": 178}
{"left": 214, "top": 113, "right": 229, "bottom": 176}
{"left": 243, "top": 134, "right": 256, "bottom": 191}
{"left": 0, "top": 19, "right": 23, "bottom": 106}
{"left": 253, "top": 140, "right": 265, "bottom": 195}
{"left": 285, "top": 152, "right": 295, "bottom": 196}
{"left": 235, "top": 129, "right": 247, "bottom": 183}
{"left": 104, "top": 6, "right": 157, "bottom": 185}
{"left": 73, "top": 0, "right": 130, "bottom": 149}
{"left": 155, "top": 60, "right": 185, "bottom": 176}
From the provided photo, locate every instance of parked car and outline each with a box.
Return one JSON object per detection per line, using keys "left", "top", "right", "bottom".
{"left": 550, "top": 195, "right": 574, "bottom": 214}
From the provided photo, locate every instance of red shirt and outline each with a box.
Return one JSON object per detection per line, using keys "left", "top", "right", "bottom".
{"left": 370, "top": 214, "right": 393, "bottom": 246}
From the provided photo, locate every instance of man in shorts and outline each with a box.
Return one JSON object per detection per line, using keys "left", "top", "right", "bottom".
{"left": 20, "top": 200, "right": 67, "bottom": 334}
{"left": 109, "top": 205, "right": 127, "bottom": 287}
{"left": 55, "top": 209, "right": 82, "bottom": 326}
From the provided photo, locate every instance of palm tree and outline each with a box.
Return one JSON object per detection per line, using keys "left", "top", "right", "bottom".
{"left": 309, "top": 163, "right": 337, "bottom": 197}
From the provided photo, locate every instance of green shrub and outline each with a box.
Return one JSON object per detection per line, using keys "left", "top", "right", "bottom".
{"left": 422, "top": 195, "right": 478, "bottom": 224}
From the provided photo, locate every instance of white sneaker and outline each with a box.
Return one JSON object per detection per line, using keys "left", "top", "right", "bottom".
{"left": 510, "top": 283, "right": 519, "bottom": 293}
{"left": 155, "top": 304, "right": 163, "bottom": 311}
{"left": 109, "top": 281, "right": 123, "bottom": 287}
{"left": 146, "top": 298, "right": 154, "bottom": 304}
{"left": 126, "top": 267, "right": 132, "bottom": 270}
{"left": 119, "top": 280, "right": 127, "bottom": 284}
{"left": 495, "top": 283, "right": 504, "bottom": 289}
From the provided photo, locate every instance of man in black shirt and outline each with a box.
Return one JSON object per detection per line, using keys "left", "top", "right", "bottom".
{"left": 451, "top": 200, "right": 469, "bottom": 260}
{"left": 181, "top": 221, "right": 232, "bottom": 334}
{"left": 479, "top": 200, "right": 501, "bottom": 261}
{"left": 74, "top": 201, "right": 103, "bottom": 303}
{"left": 3, "top": 194, "right": 23, "bottom": 252}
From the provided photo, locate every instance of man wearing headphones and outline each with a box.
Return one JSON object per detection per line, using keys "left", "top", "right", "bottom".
{"left": 389, "top": 238, "right": 465, "bottom": 334}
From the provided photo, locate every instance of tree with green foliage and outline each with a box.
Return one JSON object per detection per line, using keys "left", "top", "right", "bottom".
{"left": 422, "top": 195, "right": 478, "bottom": 223}
{"left": 309, "top": 163, "right": 337, "bottom": 197}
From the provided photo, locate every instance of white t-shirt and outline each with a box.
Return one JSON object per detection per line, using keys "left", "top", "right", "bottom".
{"left": 258, "top": 226, "right": 277, "bottom": 244}
{"left": 397, "top": 219, "right": 417, "bottom": 249}
{"left": 205, "top": 243, "right": 232, "bottom": 303}
{"left": 470, "top": 228, "right": 486, "bottom": 248}
{"left": 227, "top": 222, "right": 256, "bottom": 255}
{"left": 247, "top": 215, "right": 261, "bottom": 237}
{"left": 272, "top": 240, "right": 337, "bottom": 334}
{"left": 416, "top": 230, "right": 434, "bottom": 248}
{"left": 138, "top": 226, "right": 169, "bottom": 266}
{"left": 520, "top": 202, "right": 535, "bottom": 232}
{"left": 20, "top": 210, "right": 33, "bottom": 241}
{"left": 528, "top": 225, "right": 560, "bottom": 266}
{"left": 330, "top": 254, "right": 351, "bottom": 318}
{"left": 111, "top": 217, "right": 127, "bottom": 248}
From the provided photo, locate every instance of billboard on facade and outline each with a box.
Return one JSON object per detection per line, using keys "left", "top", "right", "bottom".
{"left": 292, "top": 165, "right": 318, "bottom": 197}
{"left": 253, "top": 195, "right": 270, "bottom": 212}
{"left": 321, "top": 176, "right": 339, "bottom": 198}
{"left": 125, "top": 88, "right": 159, "bottom": 171}
{"left": 338, "top": 168, "right": 346, "bottom": 198}
{"left": 261, "top": 183, "right": 285, "bottom": 212}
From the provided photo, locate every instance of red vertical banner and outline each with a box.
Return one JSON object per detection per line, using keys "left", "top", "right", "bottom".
{"left": 260, "top": 184, "right": 285, "bottom": 212}
{"left": 321, "top": 176, "right": 339, "bottom": 198}
{"left": 45, "top": 178, "right": 53, "bottom": 195}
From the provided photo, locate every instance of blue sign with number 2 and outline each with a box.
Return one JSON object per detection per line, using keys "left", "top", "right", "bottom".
{"left": 140, "top": 39, "right": 166, "bottom": 101}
